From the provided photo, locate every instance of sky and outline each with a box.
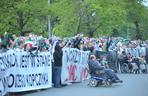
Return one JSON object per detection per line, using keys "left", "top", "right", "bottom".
{"left": 143, "top": 0, "right": 148, "bottom": 6}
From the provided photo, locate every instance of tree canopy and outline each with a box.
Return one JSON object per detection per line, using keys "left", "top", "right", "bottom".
{"left": 0, "top": 0, "right": 148, "bottom": 40}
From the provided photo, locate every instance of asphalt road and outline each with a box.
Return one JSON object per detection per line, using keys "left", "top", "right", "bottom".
{"left": 15, "top": 74, "right": 148, "bottom": 96}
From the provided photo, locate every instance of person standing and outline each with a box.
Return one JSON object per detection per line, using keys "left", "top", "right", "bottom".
{"left": 53, "top": 41, "right": 63, "bottom": 88}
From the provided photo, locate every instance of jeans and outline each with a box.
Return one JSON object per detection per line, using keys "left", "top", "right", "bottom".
{"left": 53, "top": 66, "right": 62, "bottom": 87}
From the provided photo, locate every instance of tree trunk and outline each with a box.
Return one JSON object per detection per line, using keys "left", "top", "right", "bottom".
{"left": 135, "top": 21, "right": 141, "bottom": 40}
{"left": 17, "top": 11, "right": 24, "bottom": 36}
{"left": 111, "top": 28, "right": 119, "bottom": 37}
{"left": 76, "top": 16, "right": 82, "bottom": 35}
{"left": 76, "top": 6, "right": 83, "bottom": 35}
{"left": 87, "top": 14, "right": 93, "bottom": 37}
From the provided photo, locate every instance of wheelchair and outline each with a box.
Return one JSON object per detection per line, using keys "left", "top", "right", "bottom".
{"left": 88, "top": 69, "right": 112, "bottom": 87}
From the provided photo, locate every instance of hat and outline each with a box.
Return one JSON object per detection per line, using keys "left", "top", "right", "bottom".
{"left": 90, "top": 55, "right": 96, "bottom": 60}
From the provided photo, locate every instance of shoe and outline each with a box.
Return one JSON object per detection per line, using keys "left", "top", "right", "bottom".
{"left": 112, "top": 79, "right": 123, "bottom": 83}
{"left": 118, "top": 80, "right": 123, "bottom": 83}
{"left": 61, "top": 84, "right": 67, "bottom": 87}
{"left": 54, "top": 85, "right": 62, "bottom": 88}
{"left": 115, "top": 80, "right": 123, "bottom": 83}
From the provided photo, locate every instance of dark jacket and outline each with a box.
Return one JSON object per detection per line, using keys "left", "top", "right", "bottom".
{"left": 53, "top": 44, "right": 63, "bottom": 67}
{"left": 88, "top": 60, "right": 104, "bottom": 71}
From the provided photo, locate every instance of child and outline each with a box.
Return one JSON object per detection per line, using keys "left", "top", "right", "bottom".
{"left": 139, "top": 56, "right": 147, "bottom": 73}
{"left": 100, "top": 56, "right": 109, "bottom": 68}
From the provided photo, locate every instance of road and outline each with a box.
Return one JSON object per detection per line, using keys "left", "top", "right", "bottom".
{"left": 11, "top": 74, "right": 148, "bottom": 96}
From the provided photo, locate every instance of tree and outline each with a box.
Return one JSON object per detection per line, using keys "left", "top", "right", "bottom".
{"left": 0, "top": 0, "right": 50, "bottom": 36}
{"left": 1, "top": 0, "right": 148, "bottom": 39}
{"left": 50, "top": 0, "right": 80, "bottom": 37}
{"left": 124, "top": 0, "right": 148, "bottom": 40}
{"left": 81, "top": 0, "right": 127, "bottom": 37}
{"left": 50, "top": 0, "right": 127, "bottom": 37}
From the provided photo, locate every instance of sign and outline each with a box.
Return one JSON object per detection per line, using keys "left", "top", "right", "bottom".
{"left": 0, "top": 50, "right": 52, "bottom": 95}
{"left": 61, "top": 48, "right": 90, "bottom": 84}
{"left": 125, "top": 47, "right": 146, "bottom": 58}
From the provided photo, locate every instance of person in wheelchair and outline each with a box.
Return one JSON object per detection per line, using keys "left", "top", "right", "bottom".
{"left": 118, "top": 51, "right": 133, "bottom": 73}
{"left": 88, "top": 55, "right": 123, "bottom": 83}
{"left": 118, "top": 51, "right": 129, "bottom": 64}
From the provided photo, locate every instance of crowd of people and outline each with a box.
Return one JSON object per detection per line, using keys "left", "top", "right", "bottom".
{"left": 0, "top": 32, "right": 148, "bottom": 88}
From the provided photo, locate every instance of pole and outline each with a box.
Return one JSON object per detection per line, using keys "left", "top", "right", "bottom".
{"left": 48, "top": 19, "right": 51, "bottom": 38}
{"left": 48, "top": 0, "right": 51, "bottom": 38}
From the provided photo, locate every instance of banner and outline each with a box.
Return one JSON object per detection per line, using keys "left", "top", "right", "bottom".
{"left": 125, "top": 47, "right": 146, "bottom": 58}
{"left": 0, "top": 50, "right": 52, "bottom": 95}
{"left": 61, "top": 48, "right": 90, "bottom": 84}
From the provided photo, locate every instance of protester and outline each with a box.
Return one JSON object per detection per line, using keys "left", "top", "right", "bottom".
{"left": 88, "top": 55, "right": 123, "bottom": 83}
{"left": 0, "top": 32, "right": 147, "bottom": 85}
{"left": 53, "top": 40, "right": 64, "bottom": 88}
{"left": 94, "top": 41, "right": 101, "bottom": 59}
{"left": 0, "top": 38, "right": 2, "bottom": 49}
{"left": 139, "top": 56, "right": 147, "bottom": 73}
{"left": 15, "top": 40, "right": 25, "bottom": 51}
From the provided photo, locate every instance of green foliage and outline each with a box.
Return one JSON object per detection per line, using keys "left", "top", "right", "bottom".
{"left": 50, "top": 0, "right": 127, "bottom": 37}
{"left": 0, "top": 0, "right": 50, "bottom": 36}
{"left": 50, "top": 0, "right": 80, "bottom": 37}
{"left": 0, "top": 0, "right": 148, "bottom": 40}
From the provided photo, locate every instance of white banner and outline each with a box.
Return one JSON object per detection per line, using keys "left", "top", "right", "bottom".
{"left": 0, "top": 50, "right": 52, "bottom": 95}
{"left": 61, "top": 48, "right": 90, "bottom": 84}
{"left": 125, "top": 47, "right": 146, "bottom": 58}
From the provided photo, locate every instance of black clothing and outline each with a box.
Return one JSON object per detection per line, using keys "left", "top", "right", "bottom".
{"left": 53, "top": 44, "right": 63, "bottom": 67}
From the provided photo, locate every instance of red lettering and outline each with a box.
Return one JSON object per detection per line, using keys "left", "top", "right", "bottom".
{"left": 80, "top": 68, "right": 89, "bottom": 81}
{"left": 67, "top": 64, "right": 77, "bottom": 81}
